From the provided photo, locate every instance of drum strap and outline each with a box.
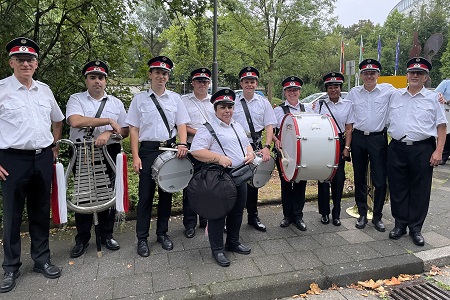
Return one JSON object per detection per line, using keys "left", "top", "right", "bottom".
{"left": 150, "top": 93, "right": 173, "bottom": 138}
{"left": 240, "top": 99, "right": 260, "bottom": 145}
{"left": 320, "top": 100, "right": 344, "bottom": 137}
{"left": 280, "top": 103, "right": 305, "bottom": 114}
{"left": 85, "top": 97, "right": 108, "bottom": 137}
{"left": 204, "top": 122, "right": 246, "bottom": 157}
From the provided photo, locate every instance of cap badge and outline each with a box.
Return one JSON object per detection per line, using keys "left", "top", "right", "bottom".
{"left": 201, "top": 73, "right": 205, "bottom": 76}
{"left": 225, "top": 90, "right": 229, "bottom": 94}
{"left": 290, "top": 77, "right": 294, "bottom": 80}
{"left": 416, "top": 58, "right": 420, "bottom": 62}
{"left": 160, "top": 62, "right": 166, "bottom": 68}
{"left": 289, "top": 82, "right": 295, "bottom": 86}
{"left": 201, "top": 68, "right": 206, "bottom": 72}
{"left": 95, "top": 61, "right": 100, "bottom": 65}
{"left": 331, "top": 73, "right": 336, "bottom": 76}
{"left": 331, "top": 77, "right": 336, "bottom": 81}
{"left": 162, "top": 57, "right": 167, "bottom": 61}
{"left": 246, "top": 72, "right": 252, "bottom": 76}
{"left": 414, "top": 63, "right": 421, "bottom": 68}
{"left": 368, "top": 59, "right": 372, "bottom": 63}
{"left": 367, "top": 64, "right": 372, "bottom": 69}
{"left": 94, "top": 67, "right": 101, "bottom": 71}
{"left": 19, "top": 46, "right": 28, "bottom": 52}
{"left": 223, "top": 96, "right": 230, "bottom": 100}
{"left": 20, "top": 39, "right": 27, "bottom": 44}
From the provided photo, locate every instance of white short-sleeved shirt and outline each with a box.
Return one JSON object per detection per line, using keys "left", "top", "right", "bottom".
{"left": 191, "top": 115, "right": 250, "bottom": 167}
{"left": 66, "top": 91, "right": 127, "bottom": 144}
{"left": 126, "top": 89, "right": 190, "bottom": 142}
{"left": 387, "top": 87, "right": 447, "bottom": 142}
{"left": 233, "top": 93, "right": 277, "bottom": 142}
{"left": 273, "top": 100, "right": 313, "bottom": 128}
{"left": 346, "top": 83, "right": 396, "bottom": 132}
{"left": 0, "top": 75, "right": 64, "bottom": 149}
{"left": 313, "top": 97, "right": 354, "bottom": 132}
{"left": 180, "top": 92, "right": 214, "bottom": 143}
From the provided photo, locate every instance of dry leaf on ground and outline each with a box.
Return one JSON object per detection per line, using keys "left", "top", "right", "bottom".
{"left": 306, "top": 283, "right": 322, "bottom": 295}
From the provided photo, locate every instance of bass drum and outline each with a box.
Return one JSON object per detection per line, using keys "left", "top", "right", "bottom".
{"left": 151, "top": 151, "right": 194, "bottom": 193}
{"left": 248, "top": 154, "right": 275, "bottom": 188}
{"left": 279, "top": 113, "right": 340, "bottom": 182}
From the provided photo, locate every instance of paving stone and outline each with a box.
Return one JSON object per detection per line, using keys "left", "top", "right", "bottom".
{"left": 252, "top": 254, "right": 294, "bottom": 275}
{"left": 152, "top": 267, "right": 191, "bottom": 292}
{"left": 283, "top": 250, "right": 323, "bottom": 270}
{"left": 258, "top": 238, "right": 295, "bottom": 255}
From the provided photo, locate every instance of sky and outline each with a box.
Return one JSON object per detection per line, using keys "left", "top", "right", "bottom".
{"left": 333, "top": 0, "right": 399, "bottom": 27}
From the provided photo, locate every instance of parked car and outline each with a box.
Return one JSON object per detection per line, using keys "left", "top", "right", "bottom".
{"left": 300, "top": 91, "right": 348, "bottom": 109}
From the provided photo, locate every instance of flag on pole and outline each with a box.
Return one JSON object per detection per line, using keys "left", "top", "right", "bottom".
{"left": 377, "top": 35, "right": 382, "bottom": 61}
{"left": 395, "top": 37, "right": 400, "bottom": 76}
{"left": 359, "top": 35, "right": 364, "bottom": 64}
{"left": 340, "top": 37, "right": 345, "bottom": 73}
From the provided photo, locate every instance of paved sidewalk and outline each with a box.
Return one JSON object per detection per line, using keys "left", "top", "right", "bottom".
{"left": 1, "top": 165, "right": 450, "bottom": 300}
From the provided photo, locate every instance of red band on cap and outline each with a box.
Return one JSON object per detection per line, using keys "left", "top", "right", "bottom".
{"left": 9, "top": 46, "right": 37, "bottom": 56}
{"left": 241, "top": 72, "right": 258, "bottom": 79}
{"left": 408, "top": 63, "right": 429, "bottom": 70}
{"left": 361, "top": 64, "right": 379, "bottom": 71}
{"left": 192, "top": 72, "right": 210, "bottom": 79}
{"left": 85, "top": 66, "right": 107, "bottom": 75}
{"left": 213, "top": 95, "right": 234, "bottom": 103}
{"left": 283, "top": 81, "right": 301, "bottom": 88}
{"left": 150, "top": 61, "right": 171, "bottom": 69}
{"left": 324, "top": 77, "right": 343, "bottom": 83}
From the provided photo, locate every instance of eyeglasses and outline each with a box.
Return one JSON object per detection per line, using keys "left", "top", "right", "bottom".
{"left": 14, "top": 57, "right": 37, "bottom": 65}
{"left": 194, "top": 80, "right": 210, "bottom": 84}
{"left": 408, "top": 71, "right": 427, "bottom": 76}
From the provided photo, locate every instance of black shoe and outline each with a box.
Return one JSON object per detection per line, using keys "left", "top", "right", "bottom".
{"left": 332, "top": 219, "right": 341, "bottom": 226}
{"left": 212, "top": 252, "right": 230, "bottom": 267}
{"left": 409, "top": 232, "right": 425, "bottom": 246}
{"left": 321, "top": 215, "right": 330, "bottom": 224}
{"left": 137, "top": 239, "right": 150, "bottom": 257}
{"left": 199, "top": 221, "right": 207, "bottom": 229}
{"left": 70, "top": 242, "right": 89, "bottom": 258}
{"left": 101, "top": 238, "right": 120, "bottom": 250}
{"left": 184, "top": 228, "right": 195, "bottom": 238}
{"left": 389, "top": 227, "right": 407, "bottom": 240}
{"left": 280, "top": 218, "right": 291, "bottom": 227}
{"left": 157, "top": 235, "right": 174, "bottom": 250}
{"left": 248, "top": 216, "right": 266, "bottom": 232}
{"left": 0, "top": 271, "right": 20, "bottom": 293}
{"left": 294, "top": 219, "right": 307, "bottom": 231}
{"left": 225, "top": 243, "right": 251, "bottom": 255}
{"left": 355, "top": 215, "right": 368, "bottom": 229}
{"left": 33, "top": 263, "right": 61, "bottom": 279}
{"left": 372, "top": 220, "right": 386, "bottom": 232}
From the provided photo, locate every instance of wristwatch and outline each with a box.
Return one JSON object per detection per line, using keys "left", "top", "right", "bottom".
{"left": 264, "top": 144, "right": 271, "bottom": 149}
{"left": 344, "top": 145, "right": 351, "bottom": 151}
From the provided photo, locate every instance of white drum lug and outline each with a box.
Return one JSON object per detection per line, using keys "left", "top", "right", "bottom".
{"left": 326, "top": 164, "right": 339, "bottom": 168}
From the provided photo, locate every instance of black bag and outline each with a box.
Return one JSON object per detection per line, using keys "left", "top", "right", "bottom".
{"left": 229, "top": 163, "right": 256, "bottom": 186}
{"left": 186, "top": 164, "right": 237, "bottom": 220}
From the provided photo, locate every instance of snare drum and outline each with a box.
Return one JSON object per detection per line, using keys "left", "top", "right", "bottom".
{"left": 445, "top": 104, "right": 450, "bottom": 134}
{"left": 249, "top": 155, "right": 275, "bottom": 188}
{"left": 279, "top": 113, "right": 340, "bottom": 182}
{"left": 151, "top": 151, "right": 194, "bottom": 193}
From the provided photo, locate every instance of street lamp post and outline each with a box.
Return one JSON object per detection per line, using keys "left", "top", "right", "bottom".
{"left": 212, "top": 0, "right": 218, "bottom": 94}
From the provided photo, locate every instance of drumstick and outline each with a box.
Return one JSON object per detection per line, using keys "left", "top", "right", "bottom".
{"left": 159, "top": 147, "right": 191, "bottom": 153}
{"left": 279, "top": 148, "right": 289, "bottom": 166}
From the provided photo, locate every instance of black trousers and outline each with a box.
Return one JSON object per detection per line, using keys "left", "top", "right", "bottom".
{"left": 387, "top": 138, "right": 435, "bottom": 233}
{"left": 0, "top": 146, "right": 53, "bottom": 272}
{"left": 441, "top": 133, "right": 450, "bottom": 162}
{"left": 351, "top": 131, "right": 387, "bottom": 221}
{"left": 74, "top": 143, "right": 121, "bottom": 245}
{"left": 135, "top": 145, "right": 173, "bottom": 240}
{"left": 317, "top": 143, "right": 346, "bottom": 220}
{"left": 208, "top": 183, "right": 247, "bottom": 254}
{"left": 246, "top": 142, "right": 262, "bottom": 218}
{"left": 275, "top": 157, "right": 306, "bottom": 221}
{"left": 182, "top": 153, "right": 206, "bottom": 229}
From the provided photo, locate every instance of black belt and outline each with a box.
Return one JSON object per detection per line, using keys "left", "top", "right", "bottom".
{"left": 2, "top": 145, "right": 51, "bottom": 155}
{"left": 392, "top": 137, "right": 435, "bottom": 146}
{"left": 353, "top": 129, "right": 384, "bottom": 136}
{"left": 141, "top": 138, "right": 176, "bottom": 149}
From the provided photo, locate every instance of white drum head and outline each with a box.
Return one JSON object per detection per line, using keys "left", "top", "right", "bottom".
{"left": 249, "top": 156, "right": 275, "bottom": 188}
{"left": 279, "top": 113, "right": 340, "bottom": 182}
{"left": 152, "top": 151, "right": 194, "bottom": 193}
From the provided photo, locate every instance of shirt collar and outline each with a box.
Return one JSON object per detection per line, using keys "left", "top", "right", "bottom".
{"left": 11, "top": 74, "right": 37, "bottom": 91}
{"left": 86, "top": 91, "right": 107, "bottom": 101}
{"left": 283, "top": 100, "right": 301, "bottom": 110}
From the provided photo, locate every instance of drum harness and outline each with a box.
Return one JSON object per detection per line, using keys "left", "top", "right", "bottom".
{"left": 319, "top": 100, "right": 351, "bottom": 162}
{"left": 240, "top": 99, "right": 263, "bottom": 148}
{"left": 150, "top": 93, "right": 176, "bottom": 147}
